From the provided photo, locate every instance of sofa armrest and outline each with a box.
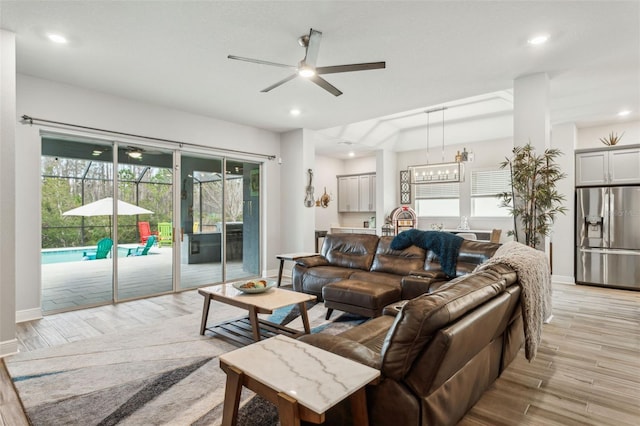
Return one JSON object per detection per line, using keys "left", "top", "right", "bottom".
{"left": 401, "top": 273, "right": 450, "bottom": 300}
{"left": 408, "top": 270, "right": 448, "bottom": 280}
{"left": 382, "top": 300, "right": 409, "bottom": 316}
{"left": 295, "top": 255, "right": 330, "bottom": 268}
{"left": 297, "top": 333, "right": 382, "bottom": 372}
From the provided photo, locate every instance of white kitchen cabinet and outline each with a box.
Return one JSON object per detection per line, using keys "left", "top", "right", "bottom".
{"left": 576, "top": 147, "right": 640, "bottom": 186}
{"left": 338, "top": 173, "right": 376, "bottom": 212}
{"left": 609, "top": 148, "right": 640, "bottom": 184}
{"left": 358, "top": 174, "right": 376, "bottom": 212}
{"left": 338, "top": 176, "right": 359, "bottom": 212}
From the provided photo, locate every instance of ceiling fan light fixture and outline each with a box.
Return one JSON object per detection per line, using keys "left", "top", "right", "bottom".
{"left": 298, "top": 66, "right": 316, "bottom": 78}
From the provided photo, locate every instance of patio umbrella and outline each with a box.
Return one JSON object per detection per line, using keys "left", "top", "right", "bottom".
{"left": 63, "top": 197, "right": 154, "bottom": 217}
{"left": 63, "top": 197, "right": 154, "bottom": 239}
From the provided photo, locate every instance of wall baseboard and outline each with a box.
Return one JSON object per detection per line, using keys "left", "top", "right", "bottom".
{"left": 266, "top": 268, "right": 284, "bottom": 281}
{"left": 0, "top": 338, "right": 18, "bottom": 358}
{"left": 552, "top": 275, "right": 575, "bottom": 284}
{"left": 16, "top": 307, "right": 43, "bottom": 323}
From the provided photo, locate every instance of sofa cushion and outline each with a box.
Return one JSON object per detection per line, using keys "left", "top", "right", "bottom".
{"left": 349, "top": 270, "right": 404, "bottom": 286}
{"left": 380, "top": 271, "right": 507, "bottom": 380}
{"left": 370, "top": 236, "right": 426, "bottom": 276}
{"left": 323, "top": 279, "right": 401, "bottom": 312}
{"left": 297, "top": 265, "right": 355, "bottom": 298}
{"left": 322, "top": 233, "right": 380, "bottom": 271}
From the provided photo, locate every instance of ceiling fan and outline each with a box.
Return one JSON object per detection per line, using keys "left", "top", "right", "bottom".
{"left": 228, "top": 28, "right": 386, "bottom": 96}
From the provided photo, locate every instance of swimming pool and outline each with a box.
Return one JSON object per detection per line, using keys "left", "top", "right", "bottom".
{"left": 41, "top": 246, "right": 131, "bottom": 264}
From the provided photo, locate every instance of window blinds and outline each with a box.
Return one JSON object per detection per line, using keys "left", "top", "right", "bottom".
{"left": 414, "top": 182, "right": 460, "bottom": 199}
{"left": 471, "top": 169, "right": 511, "bottom": 197}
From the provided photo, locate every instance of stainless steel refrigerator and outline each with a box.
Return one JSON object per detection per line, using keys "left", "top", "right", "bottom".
{"left": 576, "top": 186, "right": 640, "bottom": 290}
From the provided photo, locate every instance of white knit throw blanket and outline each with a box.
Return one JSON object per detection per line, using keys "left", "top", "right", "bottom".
{"left": 475, "top": 241, "right": 552, "bottom": 360}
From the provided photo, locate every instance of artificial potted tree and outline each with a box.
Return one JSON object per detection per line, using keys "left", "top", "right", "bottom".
{"left": 498, "top": 143, "right": 567, "bottom": 248}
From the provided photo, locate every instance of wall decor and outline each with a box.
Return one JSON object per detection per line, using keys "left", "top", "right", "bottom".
{"left": 400, "top": 170, "right": 411, "bottom": 204}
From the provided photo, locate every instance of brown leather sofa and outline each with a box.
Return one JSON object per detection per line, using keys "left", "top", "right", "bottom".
{"left": 298, "top": 261, "right": 524, "bottom": 426}
{"left": 292, "top": 233, "right": 501, "bottom": 318}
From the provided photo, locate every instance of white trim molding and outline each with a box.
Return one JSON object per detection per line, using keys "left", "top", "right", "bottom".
{"left": 551, "top": 275, "right": 575, "bottom": 285}
{"left": 0, "top": 338, "right": 18, "bottom": 358}
{"left": 16, "top": 307, "right": 43, "bottom": 323}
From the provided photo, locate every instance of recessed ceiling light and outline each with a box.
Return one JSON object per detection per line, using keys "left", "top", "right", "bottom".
{"left": 527, "top": 34, "right": 549, "bottom": 45}
{"left": 348, "top": 151, "right": 355, "bottom": 157}
{"left": 47, "top": 33, "right": 68, "bottom": 44}
{"left": 618, "top": 110, "right": 631, "bottom": 116}
{"left": 290, "top": 108, "right": 301, "bottom": 116}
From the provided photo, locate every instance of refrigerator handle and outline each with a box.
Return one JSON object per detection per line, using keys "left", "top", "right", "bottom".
{"left": 603, "top": 188, "right": 611, "bottom": 247}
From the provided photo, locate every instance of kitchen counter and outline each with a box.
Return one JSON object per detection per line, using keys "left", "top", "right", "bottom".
{"left": 330, "top": 226, "right": 377, "bottom": 235}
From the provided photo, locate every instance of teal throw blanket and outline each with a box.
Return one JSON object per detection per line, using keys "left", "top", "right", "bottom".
{"left": 391, "top": 229, "right": 463, "bottom": 277}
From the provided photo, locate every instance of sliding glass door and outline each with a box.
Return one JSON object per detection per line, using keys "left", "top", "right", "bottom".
{"left": 225, "top": 159, "right": 260, "bottom": 281}
{"left": 115, "top": 144, "right": 174, "bottom": 300}
{"left": 179, "top": 152, "right": 224, "bottom": 289}
{"left": 41, "top": 137, "right": 115, "bottom": 313}
{"left": 41, "top": 137, "right": 262, "bottom": 313}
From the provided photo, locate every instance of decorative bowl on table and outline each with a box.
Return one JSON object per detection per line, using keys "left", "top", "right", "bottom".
{"left": 232, "top": 279, "right": 276, "bottom": 294}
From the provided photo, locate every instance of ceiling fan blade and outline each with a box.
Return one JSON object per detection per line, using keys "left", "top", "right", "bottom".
{"left": 260, "top": 74, "right": 298, "bottom": 93}
{"left": 227, "top": 55, "right": 296, "bottom": 70}
{"left": 309, "top": 75, "right": 343, "bottom": 96}
{"left": 304, "top": 29, "right": 322, "bottom": 68}
{"left": 316, "top": 61, "right": 386, "bottom": 75}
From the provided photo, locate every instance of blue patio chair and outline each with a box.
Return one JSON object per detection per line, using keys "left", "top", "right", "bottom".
{"left": 126, "top": 235, "right": 156, "bottom": 257}
{"left": 83, "top": 238, "right": 113, "bottom": 260}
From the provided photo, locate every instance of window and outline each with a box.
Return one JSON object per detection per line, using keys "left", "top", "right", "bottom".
{"left": 414, "top": 182, "right": 460, "bottom": 217}
{"left": 471, "top": 169, "right": 512, "bottom": 217}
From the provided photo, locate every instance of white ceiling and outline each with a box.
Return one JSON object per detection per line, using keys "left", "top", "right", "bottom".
{"left": 1, "top": 1, "right": 639, "bottom": 158}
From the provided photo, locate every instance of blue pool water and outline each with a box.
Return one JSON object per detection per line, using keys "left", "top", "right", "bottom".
{"left": 41, "top": 247, "right": 131, "bottom": 264}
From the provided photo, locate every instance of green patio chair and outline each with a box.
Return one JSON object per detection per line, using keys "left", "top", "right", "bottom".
{"left": 83, "top": 238, "right": 113, "bottom": 260}
{"left": 157, "top": 222, "right": 173, "bottom": 247}
{"left": 126, "top": 235, "right": 156, "bottom": 257}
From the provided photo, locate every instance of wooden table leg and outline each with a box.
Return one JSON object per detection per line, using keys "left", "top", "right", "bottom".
{"left": 277, "top": 392, "right": 301, "bottom": 426}
{"left": 299, "top": 302, "right": 311, "bottom": 334}
{"left": 277, "top": 258, "right": 285, "bottom": 287}
{"left": 221, "top": 364, "right": 244, "bottom": 426}
{"left": 248, "top": 305, "right": 261, "bottom": 341}
{"left": 199, "top": 293, "right": 212, "bottom": 335}
{"left": 349, "top": 387, "right": 369, "bottom": 426}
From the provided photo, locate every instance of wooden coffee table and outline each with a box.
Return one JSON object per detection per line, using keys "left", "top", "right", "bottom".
{"left": 199, "top": 283, "right": 316, "bottom": 345}
{"left": 220, "top": 335, "right": 380, "bottom": 426}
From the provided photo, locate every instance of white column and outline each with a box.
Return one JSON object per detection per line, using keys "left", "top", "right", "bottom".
{"left": 514, "top": 73, "right": 550, "bottom": 150}
{"left": 377, "top": 148, "right": 397, "bottom": 233}
{"left": 551, "top": 123, "right": 577, "bottom": 284}
{"left": 279, "top": 129, "right": 315, "bottom": 253}
{"left": 0, "top": 30, "right": 17, "bottom": 357}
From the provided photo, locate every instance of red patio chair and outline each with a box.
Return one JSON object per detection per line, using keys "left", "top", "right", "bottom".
{"left": 138, "top": 221, "right": 157, "bottom": 244}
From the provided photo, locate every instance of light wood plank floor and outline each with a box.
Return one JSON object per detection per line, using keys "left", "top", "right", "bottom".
{"left": 1, "top": 281, "right": 639, "bottom": 425}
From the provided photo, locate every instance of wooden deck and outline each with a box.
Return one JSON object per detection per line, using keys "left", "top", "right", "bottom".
{"left": 42, "top": 246, "right": 252, "bottom": 313}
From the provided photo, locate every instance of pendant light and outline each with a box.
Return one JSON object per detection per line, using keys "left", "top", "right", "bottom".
{"left": 409, "top": 106, "right": 463, "bottom": 184}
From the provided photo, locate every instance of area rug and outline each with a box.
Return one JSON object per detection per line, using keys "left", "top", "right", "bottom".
{"left": 5, "top": 301, "right": 366, "bottom": 425}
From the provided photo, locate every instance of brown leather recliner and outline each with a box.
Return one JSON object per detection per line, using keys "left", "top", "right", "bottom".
{"left": 298, "top": 262, "right": 523, "bottom": 426}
